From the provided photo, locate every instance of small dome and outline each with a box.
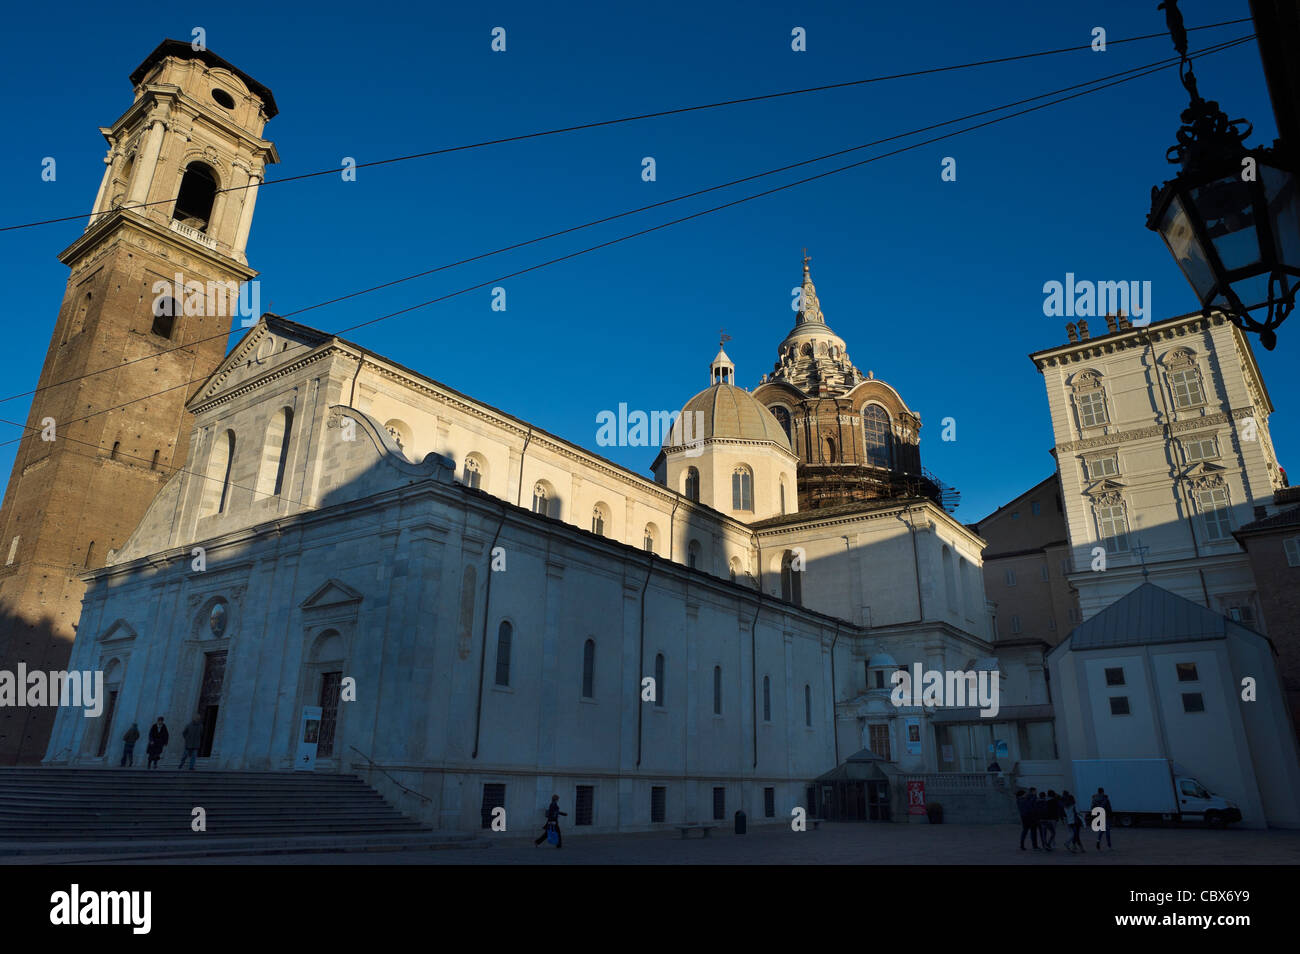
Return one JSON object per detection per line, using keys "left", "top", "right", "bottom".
{"left": 867, "top": 653, "right": 898, "bottom": 669}
{"left": 669, "top": 383, "right": 793, "bottom": 451}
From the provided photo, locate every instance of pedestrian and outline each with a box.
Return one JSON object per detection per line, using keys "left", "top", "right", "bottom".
{"left": 1062, "top": 790, "right": 1084, "bottom": 853}
{"left": 1091, "top": 787, "right": 1113, "bottom": 850}
{"left": 179, "top": 714, "right": 204, "bottom": 770}
{"left": 119, "top": 722, "right": 140, "bottom": 767}
{"left": 533, "top": 794, "right": 568, "bottom": 848}
{"left": 146, "top": 717, "right": 168, "bottom": 769}
{"left": 1037, "top": 791, "right": 1056, "bottom": 850}
{"left": 1041, "top": 790, "right": 1061, "bottom": 851}
{"left": 1017, "top": 787, "right": 1039, "bottom": 850}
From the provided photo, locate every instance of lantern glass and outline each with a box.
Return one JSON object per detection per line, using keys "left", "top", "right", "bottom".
{"left": 1263, "top": 164, "right": 1300, "bottom": 269}
{"left": 1157, "top": 193, "right": 1216, "bottom": 301}
{"left": 1192, "top": 175, "right": 1261, "bottom": 272}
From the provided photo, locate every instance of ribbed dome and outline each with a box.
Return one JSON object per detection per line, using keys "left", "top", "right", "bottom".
{"left": 670, "top": 384, "right": 792, "bottom": 451}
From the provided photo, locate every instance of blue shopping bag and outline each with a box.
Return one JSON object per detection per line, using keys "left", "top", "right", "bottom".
{"left": 547, "top": 825, "right": 559, "bottom": 845}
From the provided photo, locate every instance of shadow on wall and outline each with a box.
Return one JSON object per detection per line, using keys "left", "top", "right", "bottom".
{"left": 0, "top": 602, "right": 69, "bottom": 765}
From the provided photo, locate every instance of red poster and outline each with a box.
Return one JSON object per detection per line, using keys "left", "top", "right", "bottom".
{"left": 907, "top": 780, "right": 926, "bottom": 815}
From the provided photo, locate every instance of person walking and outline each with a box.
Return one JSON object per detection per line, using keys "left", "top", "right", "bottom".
{"left": 1091, "top": 787, "right": 1113, "bottom": 850}
{"left": 1041, "top": 790, "right": 1061, "bottom": 851}
{"left": 146, "top": 717, "right": 168, "bottom": 769}
{"left": 179, "top": 715, "right": 204, "bottom": 770}
{"left": 533, "top": 794, "right": 568, "bottom": 848}
{"left": 119, "top": 722, "right": 140, "bottom": 767}
{"left": 1017, "top": 787, "right": 1039, "bottom": 850}
{"left": 1036, "top": 791, "right": 1055, "bottom": 850}
{"left": 1062, "top": 790, "right": 1084, "bottom": 853}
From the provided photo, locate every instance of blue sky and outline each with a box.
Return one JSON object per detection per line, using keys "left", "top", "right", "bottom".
{"left": 0, "top": 0, "right": 1289, "bottom": 521}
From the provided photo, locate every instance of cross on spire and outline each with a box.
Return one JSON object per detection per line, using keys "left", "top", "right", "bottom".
{"left": 719, "top": 328, "right": 731, "bottom": 348}
{"left": 1131, "top": 535, "right": 1151, "bottom": 580}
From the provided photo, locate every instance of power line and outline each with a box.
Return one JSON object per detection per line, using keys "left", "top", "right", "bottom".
{"left": 0, "top": 35, "right": 1252, "bottom": 423}
{"left": 0, "top": 17, "right": 1252, "bottom": 233}
{"left": 0, "top": 35, "right": 1253, "bottom": 459}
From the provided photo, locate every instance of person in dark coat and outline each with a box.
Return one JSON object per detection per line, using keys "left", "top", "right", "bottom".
{"left": 534, "top": 794, "right": 568, "bottom": 848}
{"left": 1039, "top": 790, "right": 1060, "bottom": 851}
{"left": 179, "top": 715, "right": 204, "bottom": 770}
{"left": 1091, "top": 787, "right": 1113, "bottom": 850}
{"left": 1062, "top": 790, "right": 1084, "bottom": 852}
{"left": 1017, "top": 787, "right": 1039, "bottom": 850}
{"left": 120, "top": 722, "right": 140, "bottom": 767}
{"left": 146, "top": 718, "right": 169, "bottom": 769}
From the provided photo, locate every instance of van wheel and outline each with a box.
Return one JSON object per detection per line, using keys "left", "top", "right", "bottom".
{"left": 1206, "top": 812, "right": 1226, "bottom": 829}
{"left": 1118, "top": 814, "right": 1134, "bottom": 828}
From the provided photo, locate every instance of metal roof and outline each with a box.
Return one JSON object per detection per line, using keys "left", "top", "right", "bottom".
{"left": 1061, "top": 582, "right": 1255, "bottom": 652}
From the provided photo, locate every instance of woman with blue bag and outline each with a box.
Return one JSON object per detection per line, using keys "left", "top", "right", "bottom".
{"left": 534, "top": 794, "right": 567, "bottom": 848}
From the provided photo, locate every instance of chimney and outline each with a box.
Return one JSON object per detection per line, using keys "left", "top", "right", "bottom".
{"left": 1117, "top": 311, "right": 1131, "bottom": 330}
{"left": 1066, "top": 322, "right": 1078, "bottom": 342}
{"left": 1078, "top": 319, "right": 1090, "bottom": 339}
{"left": 1105, "top": 313, "right": 1118, "bottom": 333}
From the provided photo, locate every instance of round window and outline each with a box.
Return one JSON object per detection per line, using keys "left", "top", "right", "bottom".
{"left": 211, "top": 88, "right": 236, "bottom": 109}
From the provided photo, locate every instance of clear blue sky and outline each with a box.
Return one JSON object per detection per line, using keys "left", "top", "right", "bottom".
{"left": 0, "top": 0, "right": 1289, "bottom": 521}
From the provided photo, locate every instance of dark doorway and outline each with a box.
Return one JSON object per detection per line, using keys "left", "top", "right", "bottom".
{"left": 173, "top": 162, "right": 218, "bottom": 230}
{"left": 317, "top": 671, "right": 342, "bottom": 758}
{"left": 867, "top": 781, "right": 891, "bottom": 821}
{"left": 95, "top": 690, "right": 119, "bottom": 757}
{"left": 198, "top": 651, "right": 227, "bottom": 758}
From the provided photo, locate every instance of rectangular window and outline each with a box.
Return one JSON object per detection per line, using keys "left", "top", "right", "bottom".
{"left": 764, "top": 787, "right": 775, "bottom": 818}
{"left": 1109, "top": 696, "right": 1131, "bottom": 715}
{"left": 1096, "top": 502, "right": 1130, "bottom": 552}
{"left": 1169, "top": 368, "right": 1206, "bottom": 409}
{"left": 1086, "top": 455, "right": 1119, "bottom": 479}
{"left": 650, "top": 786, "right": 666, "bottom": 823}
{"left": 1198, "top": 487, "right": 1232, "bottom": 541}
{"left": 1031, "top": 500, "right": 1041, "bottom": 516}
{"left": 1182, "top": 693, "right": 1205, "bottom": 713}
{"left": 869, "top": 723, "right": 892, "bottom": 761}
{"left": 712, "top": 786, "right": 726, "bottom": 821}
{"left": 1040, "top": 564, "right": 1050, "bottom": 581}
{"left": 1183, "top": 437, "right": 1219, "bottom": 462}
{"left": 1285, "top": 537, "right": 1300, "bottom": 567}
{"left": 1176, "top": 662, "right": 1199, "bottom": 682}
{"left": 575, "top": 785, "right": 594, "bottom": 826}
{"left": 480, "top": 783, "right": 505, "bottom": 830}
{"left": 1011, "top": 615, "right": 1022, "bottom": 634}
{"left": 1005, "top": 569, "right": 1017, "bottom": 586}
{"left": 1104, "top": 667, "right": 1125, "bottom": 687}
{"left": 1076, "top": 390, "right": 1108, "bottom": 427}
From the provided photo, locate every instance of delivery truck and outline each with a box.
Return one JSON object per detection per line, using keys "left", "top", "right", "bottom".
{"left": 1071, "top": 759, "right": 1242, "bottom": 828}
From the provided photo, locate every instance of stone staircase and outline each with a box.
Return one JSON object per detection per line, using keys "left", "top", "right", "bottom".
{"left": 0, "top": 766, "right": 456, "bottom": 856}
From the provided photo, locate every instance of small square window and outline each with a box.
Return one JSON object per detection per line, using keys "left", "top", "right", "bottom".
{"left": 1182, "top": 693, "right": 1205, "bottom": 713}
{"left": 1176, "top": 662, "right": 1199, "bottom": 682}
{"left": 1109, "top": 696, "right": 1130, "bottom": 715}
{"left": 1011, "top": 511, "right": 1020, "bottom": 520}
{"left": 1104, "top": 667, "right": 1125, "bottom": 687}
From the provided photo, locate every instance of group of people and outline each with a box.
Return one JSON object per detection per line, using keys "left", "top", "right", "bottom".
{"left": 1017, "top": 786, "right": 1114, "bottom": 853}
{"left": 118, "top": 716, "right": 208, "bottom": 770}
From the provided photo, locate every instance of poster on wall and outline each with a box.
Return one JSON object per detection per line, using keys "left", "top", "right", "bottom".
{"left": 295, "top": 705, "right": 322, "bottom": 772}
{"left": 906, "top": 780, "right": 926, "bottom": 815}
{"left": 905, "top": 717, "right": 922, "bottom": 755}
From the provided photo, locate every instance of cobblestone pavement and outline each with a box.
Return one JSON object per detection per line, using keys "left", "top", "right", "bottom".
{"left": 73, "top": 822, "right": 1300, "bottom": 865}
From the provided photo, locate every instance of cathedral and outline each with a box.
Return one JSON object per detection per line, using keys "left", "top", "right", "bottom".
{"left": 18, "top": 40, "right": 1056, "bottom": 830}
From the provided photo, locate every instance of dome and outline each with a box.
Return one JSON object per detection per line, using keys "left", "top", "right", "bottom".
{"left": 867, "top": 653, "right": 898, "bottom": 669}
{"left": 670, "top": 383, "right": 793, "bottom": 452}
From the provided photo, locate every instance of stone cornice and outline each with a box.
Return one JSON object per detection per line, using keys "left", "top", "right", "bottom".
{"left": 1054, "top": 407, "right": 1255, "bottom": 454}
{"left": 1030, "top": 311, "right": 1227, "bottom": 370}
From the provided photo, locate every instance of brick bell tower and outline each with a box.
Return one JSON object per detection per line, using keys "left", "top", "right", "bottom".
{"left": 0, "top": 40, "right": 278, "bottom": 763}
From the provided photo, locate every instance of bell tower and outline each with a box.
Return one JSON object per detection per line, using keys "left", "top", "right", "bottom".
{"left": 0, "top": 40, "right": 278, "bottom": 763}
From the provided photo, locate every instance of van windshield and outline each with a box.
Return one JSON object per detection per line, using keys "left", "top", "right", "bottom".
{"left": 1180, "top": 779, "right": 1210, "bottom": 799}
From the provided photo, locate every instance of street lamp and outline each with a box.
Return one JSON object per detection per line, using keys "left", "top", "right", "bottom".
{"left": 1146, "top": 0, "right": 1300, "bottom": 350}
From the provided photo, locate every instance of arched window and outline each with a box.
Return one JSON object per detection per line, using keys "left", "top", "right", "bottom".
{"left": 217, "top": 431, "right": 235, "bottom": 512}
{"left": 582, "top": 639, "right": 595, "bottom": 698}
{"left": 688, "top": 539, "right": 701, "bottom": 569}
{"left": 762, "top": 675, "right": 772, "bottom": 722}
{"left": 684, "top": 467, "right": 700, "bottom": 502}
{"left": 713, "top": 665, "right": 722, "bottom": 715}
{"left": 173, "top": 161, "right": 218, "bottom": 231}
{"left": 863, "top": 405, "right": 893, "bottom": 468}
{"left": 781, "top": 549, "right": 802, "bottom": 606}
{"left": 770, "top": 406, "right": 792, "bottom": 443}
{"left": 591, "top": 504, "right": 608, "bottom": 537}
{"left": 804, "top": 684, "right": 812, "bottom": 727}
{"left": 729, "top": 557, "right": 741, "bottom": 582}
{"left": 383, "top": 419, "right": 409, "bottom": 452}
{"left": 825, "top": 436, "right": 838, "bottom": 463}
{"left": 110, "top": 441, "right": 120, "bottom": 461}
{"left": 151, "top": 292, "right": 176, "bottom": 340}
{"left": 84, "top": 541, "right": 95, "bottom": 568}
{"left": 256, "top": 407, "right": 293, "bottom": 498}
{"left": 532, "top": 483, "right": 550, "bottom": 517}
{"left": 779, "top": 479, "right": 787, "bottom": 515}
{"left": 643, "top": 524, "right": 657, "bottom": 553}
{"left": 462, "top": 455, "right": 482, "bottom": 489}
{"left": 654, "top": 653, "right": 665, "bottom": 708}
{"left": 202, "top": 429, "right": 235, "bottom": 516}
{"left": 495, "top": 621, "right": 513, "bottom": 687}
{"left": 732, "top": 465, "right": 753, "bottom": 511}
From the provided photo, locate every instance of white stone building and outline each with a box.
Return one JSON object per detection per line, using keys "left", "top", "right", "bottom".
{"left": 45, "top": 276, "right": 1051, "bottom": 830}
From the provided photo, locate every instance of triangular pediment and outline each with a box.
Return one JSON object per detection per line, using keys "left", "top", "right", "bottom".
{"left": 1184, "top": 461, "right": 1226, "bottom": 479}
{"left": 300, "top": 578, "right": 364, "bottom": 609}
{"left": 98, "top": 618, "right": 139, "bottom": 642}
{"left": 1084, "top": 478, "right": 1126, "bottom": 495}
{"left": 189, "top": 315, "right": 334, "bottom": 409}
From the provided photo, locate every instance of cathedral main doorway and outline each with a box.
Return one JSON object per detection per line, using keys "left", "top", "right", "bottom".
{"left": 197, "top": 650, "right": 227, "bottom": 758}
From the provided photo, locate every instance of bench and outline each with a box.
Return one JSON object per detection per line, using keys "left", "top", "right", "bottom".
{"left": 676, "top": 824, "right": 716, "bottom": 839}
